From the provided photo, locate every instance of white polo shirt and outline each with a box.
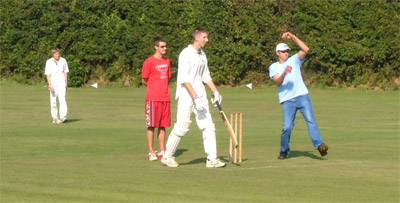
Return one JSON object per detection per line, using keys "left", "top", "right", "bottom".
{"left": 45, "top": 57, "right": 69, "bottom": 87}
{"left": 175, "top": 45, "right": 212, "bottom": 100}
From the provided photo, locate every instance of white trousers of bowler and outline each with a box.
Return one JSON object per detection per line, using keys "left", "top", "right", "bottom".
{"left": 49, "top": 86, "right": 67, "bottom": 119}
{"left": 167, "top": 95, "right": 217, "bottom": 160}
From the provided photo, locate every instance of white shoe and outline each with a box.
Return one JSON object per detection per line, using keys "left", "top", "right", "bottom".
{"left": 52, "top": 118, "right": 62, "bottom": 124}
{"left": 60, "top": 117, "right": 67, "bottom": 123}
{"left": 161, "top": 157, "right": 179, "bottom": 167}
{"left": 148, "top": 152, "right": 158, "bottom": 161}
{"left": 206, "top": 158, "right": 226, "bottom": 168}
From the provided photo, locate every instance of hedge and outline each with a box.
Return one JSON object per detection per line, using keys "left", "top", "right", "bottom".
{"left": 1, "top": 0, "right": 399, "bottom": 89}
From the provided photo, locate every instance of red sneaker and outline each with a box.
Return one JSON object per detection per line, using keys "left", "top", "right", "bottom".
{"left": 157, "top": 151, "right": 164, "bottom": 160}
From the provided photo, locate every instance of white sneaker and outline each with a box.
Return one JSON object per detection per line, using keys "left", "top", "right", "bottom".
{"left": 148, "top": 152, "right": 157, "bottom": 161}
{"left": 52, "top": 118, "right": 62, "bottom": 124}
{"left": 60, "top": 117, "right": 67, "bottom": 123}
{"left": 161, "top": 157, "right": 179, "bottom": 167}
{"left": 206, "top": 159, "right": 226, "bottom": 168}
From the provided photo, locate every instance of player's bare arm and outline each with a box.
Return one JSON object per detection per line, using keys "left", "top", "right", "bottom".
{"left": 64, "top": 73, "right": 68, "bottom": 89}
{"left": 282, "top": 32, "right": 309, "bottom": 60}
{"left": 142, "top": 78, "right": 148, "bottom": 86}
{"left": 183, "top": 82, "right": 198, "bottom": 98}
{"left": 205, "top": 80, "right": 218, "bottom": 93}
{"left": 272, "top": 65, "right": 292, "bottom": 87}
{"left": 183, "top": 82, "right": 207, "bottom": 111}
{"left": 46, "top": 75, "right": 55, "bottom": 92}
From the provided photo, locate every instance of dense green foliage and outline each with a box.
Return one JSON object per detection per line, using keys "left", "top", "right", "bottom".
{"left": 1, "top": 0, "right": 399, "bottom": 89}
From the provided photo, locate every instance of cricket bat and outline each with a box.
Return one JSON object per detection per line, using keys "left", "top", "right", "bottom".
{"left": 212, "top": 97, "right": 238, "bottom": 148}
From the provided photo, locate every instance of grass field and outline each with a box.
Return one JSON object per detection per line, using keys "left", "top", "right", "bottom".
{"left": 1, "top": 81, "right": 399, "bottom": 202}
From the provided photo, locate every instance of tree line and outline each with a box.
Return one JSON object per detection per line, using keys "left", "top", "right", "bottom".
{"left": 1, "top": 0, "right": 399, "bottom": 89}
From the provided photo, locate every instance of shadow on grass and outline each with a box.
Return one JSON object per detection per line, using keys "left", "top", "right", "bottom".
{"left": 177, "top": 150, "right": 249, "bottom": 166}
{"left": 180, "top": 156, "right": 250, "bottom": 166}
{"left": 180, "top": 158, "right": 207, "bottom": 166}
{"left": 64, "top": 118, "right": 81, "bottom": 123}
{"left": 174, "top": 149, "right": 188, "bottom": 158}
{"left": 219, "top": 156, "right": 249, "bottom": 166}
{"left": 174, "top": 149, "right": 206, "bottom": 166}
{"left": 289, "top": 150, "right": 325, "bottom": 160}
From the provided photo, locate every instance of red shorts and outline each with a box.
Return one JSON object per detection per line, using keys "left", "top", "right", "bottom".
{"left": 145, "top": 101, "right": 171, "bottom": 128}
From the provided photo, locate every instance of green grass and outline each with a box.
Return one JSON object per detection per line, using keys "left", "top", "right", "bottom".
{"left": 1, "top": 81, "right": 399, "bottom": 202}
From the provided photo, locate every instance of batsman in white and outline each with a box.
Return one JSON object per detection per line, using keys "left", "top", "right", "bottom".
{"left": 44, "top": 48, "right": 69, "bottom": 124}
{"left": 161, "top": 27, "right": 226, "bottom": 168}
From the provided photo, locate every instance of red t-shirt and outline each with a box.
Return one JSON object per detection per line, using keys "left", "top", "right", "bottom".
{"left": 142, "top": 55, "right": 171, "bottom": 101}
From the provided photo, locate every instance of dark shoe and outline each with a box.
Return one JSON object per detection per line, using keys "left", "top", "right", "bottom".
{"left": 318, "top": 144, "right": 328, "bottom": 157}
{"left": 278, "top": 151, "right": 288, "bottom": 160}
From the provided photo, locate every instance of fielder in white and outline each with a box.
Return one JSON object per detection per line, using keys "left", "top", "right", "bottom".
{"left": 161, "top": 27, "right": 226, "bottom": 168}
{"left": 45, "top": 48, "right": 69, "bottom": 124}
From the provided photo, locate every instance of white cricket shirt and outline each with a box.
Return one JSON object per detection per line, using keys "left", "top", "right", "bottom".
{"left": 175, "top": 45, "right": 212, "bottom": 100}
{"left": 45, "top": 57, "right": 69, "bottom": 87}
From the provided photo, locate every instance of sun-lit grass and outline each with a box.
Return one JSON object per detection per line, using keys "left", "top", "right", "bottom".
{"left": 1, "top": 81, "right": 399, "bottom": 202}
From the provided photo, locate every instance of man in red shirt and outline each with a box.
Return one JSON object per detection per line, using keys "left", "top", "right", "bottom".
{"left": 142, "top": 37, "right": 171, "bottom": 161}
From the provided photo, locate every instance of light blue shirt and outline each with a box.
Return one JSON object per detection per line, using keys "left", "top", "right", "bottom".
{"left": 269, "top": 54, "right": 308, "bottom": 103}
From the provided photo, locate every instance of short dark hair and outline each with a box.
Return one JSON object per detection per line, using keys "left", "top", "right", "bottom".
{"left": 192, "top": 27, "right": 208, "bottom": 39}
{"left": 153, "top": 37, "right": 166, "bottom": 46}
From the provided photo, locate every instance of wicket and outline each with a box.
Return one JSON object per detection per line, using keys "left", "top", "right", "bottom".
{"left": 229, "top": 112, "right": 242, "bottom": 163}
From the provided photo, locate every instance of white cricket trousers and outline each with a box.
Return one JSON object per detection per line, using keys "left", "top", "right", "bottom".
{"left": 49, "top": 86, "right": 67, "bottom": 119}
{"left": 165, "top": 96, "right": 218, "bottom": 160}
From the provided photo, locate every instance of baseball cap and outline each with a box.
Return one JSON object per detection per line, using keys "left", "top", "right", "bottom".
{"left": 276, "top": 43, "right": 291, "bottom": 52}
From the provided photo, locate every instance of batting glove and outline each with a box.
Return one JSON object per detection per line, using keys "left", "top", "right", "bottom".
{"left": 211, "top": 91, "right": 222, "bottom": 106}
{"left": 193, "top": 96, "right": 207, "bottom": 111}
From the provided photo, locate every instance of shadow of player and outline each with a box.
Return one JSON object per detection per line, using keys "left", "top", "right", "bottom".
{"left": 174, "top": 149, "right": 188, "bottom": 158}
{"left": 179, "top": 157, "right": 207, "bottom": 166}
{"left": 63, "top": 118, "right": 81, "bottom": 123}
{"left": 289, "top": 150, "right": 325, "bottom": 160}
